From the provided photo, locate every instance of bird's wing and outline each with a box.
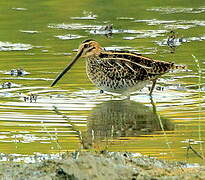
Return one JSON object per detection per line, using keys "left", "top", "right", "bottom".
{"left": 98, "top": 56, "right": 155, "bottom": 81}
{"left": 99, "top": 51, "right": 174, "bottom": 77}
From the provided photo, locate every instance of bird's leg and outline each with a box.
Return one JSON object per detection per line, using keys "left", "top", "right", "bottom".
{"left": 149, "top": 79, "right": 157, "bottom": 96}
{"left": 150, "top": 96, "right": 157, "bottom": 113}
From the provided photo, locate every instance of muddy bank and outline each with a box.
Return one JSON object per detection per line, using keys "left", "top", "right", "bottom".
{"left": 0, "top": 151, "right": 204, "bottom": 180}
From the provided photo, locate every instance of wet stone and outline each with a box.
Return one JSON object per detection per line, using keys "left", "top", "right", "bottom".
{"left": 55, "top": 34, "right": 85, "bottom": 40}
{"left": 4, "top": 69, "right": 30, "bottom": 76}
{"left": 20, "top": 30, "right": 39, "bottom": 34}
{"left": 0, "top": 41, "right": 33, "bottom": 51}
{"left": 23, "top": 94, "right": 37, "bottom": 103}
{"left": 11, "top": 7, "right": 27, "bottom": 11}
{"left": 1, "top": 82, "right": 12, "bottom": 88}
{"left": 70, "top": 11, "right": 97, "bottom": 20}
{"left": 147, "top": 7, "right": 205, "bottom": 14}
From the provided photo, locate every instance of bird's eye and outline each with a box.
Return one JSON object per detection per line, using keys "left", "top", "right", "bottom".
{"left": 84, "top": 44, "right": 90, "bottom": 48}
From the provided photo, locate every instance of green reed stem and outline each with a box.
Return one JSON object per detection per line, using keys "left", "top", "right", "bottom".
{"left": 192, "top": 54, "right": 203, "bottom": 157}
{"left": 150, "top": 97, "right": 174, "bottom": 157}
{"left": 40, "top": 120, "right": 62, "bottom": 150}
{"left": 52, "top": 106, "right": 84, "bottom": 149}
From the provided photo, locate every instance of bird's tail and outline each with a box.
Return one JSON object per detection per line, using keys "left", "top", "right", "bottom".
{"left": 172, "top": 63, "right": 187, "bottom": 70}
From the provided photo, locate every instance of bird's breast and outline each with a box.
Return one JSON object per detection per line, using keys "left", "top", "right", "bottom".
{"left": 85, "top": 57, "right": 150, "bottom": 94}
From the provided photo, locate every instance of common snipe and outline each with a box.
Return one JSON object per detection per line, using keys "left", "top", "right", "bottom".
{"left": 51, "top": 39, "right": 185, "bottom": 95}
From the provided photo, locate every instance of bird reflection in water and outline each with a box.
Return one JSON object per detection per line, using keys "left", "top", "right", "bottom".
{"left": 81, "top": 98, "right": 173, "bottom": 150}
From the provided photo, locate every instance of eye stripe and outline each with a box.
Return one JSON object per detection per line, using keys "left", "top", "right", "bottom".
{"left": 87, "top": 47, "right": 95, "bottom": 52}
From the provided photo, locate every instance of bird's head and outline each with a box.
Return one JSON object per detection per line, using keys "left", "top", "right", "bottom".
{"left": 78, "top": 39, "right": 102, "bottom": 57}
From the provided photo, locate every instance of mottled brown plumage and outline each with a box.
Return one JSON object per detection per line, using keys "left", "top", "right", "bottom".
{"left": 51, "top": 40, "right": 185, "bottom": 95}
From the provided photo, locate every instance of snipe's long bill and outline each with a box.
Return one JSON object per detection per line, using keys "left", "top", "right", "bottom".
{"left": 51, "top": 39, "right": 186, "bottom": 95}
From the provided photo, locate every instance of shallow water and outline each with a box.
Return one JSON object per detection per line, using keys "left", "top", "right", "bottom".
{"left": 0, "top": 0, "right": 205, "bottom": 164}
